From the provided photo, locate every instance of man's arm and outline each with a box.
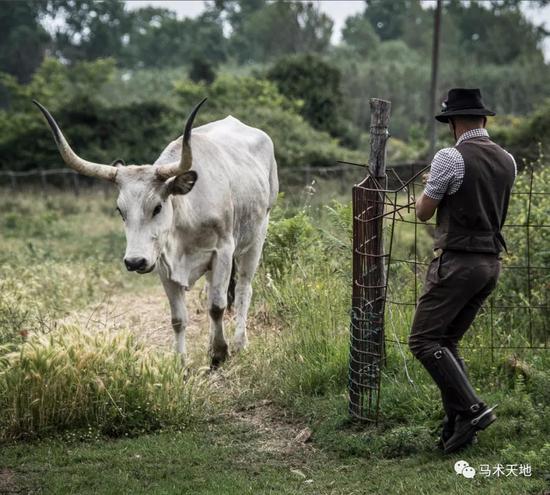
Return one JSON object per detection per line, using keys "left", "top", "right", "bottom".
{"left": 415, "top": 148, "right": 460, "bottom": 222}
{"left": 416, "top": 193, "right": 440, "bottom": 222}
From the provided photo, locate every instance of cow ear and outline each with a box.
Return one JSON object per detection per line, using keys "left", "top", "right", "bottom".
{"left": 166, "top": 171, "right": 198, "bottom": 196}
{"left": 111, "top": 159, "right": 125, "bottom": 167}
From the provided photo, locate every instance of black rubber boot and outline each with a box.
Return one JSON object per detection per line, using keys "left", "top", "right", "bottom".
{"left": 437, "top": 357, "right": 467, "bottom": 449}
{"left": 420, "top": 347, "right": 496, "bottom": 453}
{"left": 444, "top": 406, "right": 496, "bottom": 454}
{"left": 437, "top": 358, "right": 480, "bottom": 450}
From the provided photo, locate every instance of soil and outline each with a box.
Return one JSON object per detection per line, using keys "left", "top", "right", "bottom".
{"left": 56, "top": 281, "right": 310, "bottom": 459}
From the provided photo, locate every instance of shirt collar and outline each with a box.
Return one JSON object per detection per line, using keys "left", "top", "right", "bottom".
{"left": 456, "top": 128, "right": 489, "bottom": 146}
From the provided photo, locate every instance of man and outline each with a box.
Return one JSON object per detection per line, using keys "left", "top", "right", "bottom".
{"left": 408, "top": 88, "right": 516, "bottom": 454}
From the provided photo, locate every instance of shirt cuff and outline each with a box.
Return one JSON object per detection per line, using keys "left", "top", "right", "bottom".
{"left": 423, "top": 187, "right": 444, "bottom": 201}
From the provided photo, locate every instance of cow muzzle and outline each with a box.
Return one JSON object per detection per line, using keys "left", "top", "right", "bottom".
{"left": 124, "top": 257, "right": 155, "bottom": 273}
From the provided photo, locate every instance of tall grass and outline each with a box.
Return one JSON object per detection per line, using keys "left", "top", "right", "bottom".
{"left": 0, "top": 325, "right": 209, "bottom": 440}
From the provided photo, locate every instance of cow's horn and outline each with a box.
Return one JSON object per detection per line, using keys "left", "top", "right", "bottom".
{"left": 33, "top": 100, "right": 117, "bottom": 182}
{"left": 156, "top": 98, "right": 207, "bottom": 179}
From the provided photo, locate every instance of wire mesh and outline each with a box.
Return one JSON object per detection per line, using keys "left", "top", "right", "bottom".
{"left": 349, "top": 164, "right": 549, "bottom": 423}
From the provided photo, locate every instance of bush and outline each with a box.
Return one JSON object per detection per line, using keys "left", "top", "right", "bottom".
{"left": 262, "top": 209, "right": 316, "bottom": 280}
{"left": 493, "top": 100, "right": 550, "bottom": 165}
{"left": 174, "top": 74, "right": 365, "bottom": 168}
{"left": 0, "top": 96, "right": 180, "bottom": 172}
{"left": 267, "top": 53, "right": 358, "bottom": 146}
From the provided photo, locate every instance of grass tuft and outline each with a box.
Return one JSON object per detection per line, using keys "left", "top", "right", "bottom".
{"left": 0, "top": 325, "right": 209, "bottom": 440}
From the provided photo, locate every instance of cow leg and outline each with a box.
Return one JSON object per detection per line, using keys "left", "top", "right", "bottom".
{"left": 206, "top": 247, "right": 233, "bottom": 368}
{"left": 234, "top": 218, "right": 268, "bottom": 351}
{"left": 160, "top": 276, "right": 188, "bottom": 358}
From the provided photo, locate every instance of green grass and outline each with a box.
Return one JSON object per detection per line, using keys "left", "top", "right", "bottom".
{"left": 1, "top": 411, "right": 548, "bottom": 494}
{"left": 0, "top": 185, "right": 549, "bottom": 494}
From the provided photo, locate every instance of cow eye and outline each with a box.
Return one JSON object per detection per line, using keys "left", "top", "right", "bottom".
{"left": 116, "top": 206, "right": 125, "bottom": 221}
{"left": 152, "top": 204, "right": 162, "bottom": 217}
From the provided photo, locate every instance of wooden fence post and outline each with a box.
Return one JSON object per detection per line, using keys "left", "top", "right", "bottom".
{"left": 349, "top": 98, "right": 391, "bottom": 422}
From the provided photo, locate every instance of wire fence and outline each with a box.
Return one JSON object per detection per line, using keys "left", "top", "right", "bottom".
{"left": 0, "top": 163, "right": 428, "bottom": 199}
{"left": 349, "top": 164, "right": 549, "bottom": 423}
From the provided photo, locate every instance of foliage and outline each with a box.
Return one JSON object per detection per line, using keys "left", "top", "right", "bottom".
{"left": 173, "top": 74, "right": 365, "bottom": 169}
{"left": 262, "top": 209, "right": 316, "bottom": 280}
{"left": 493, "top": 100, "right": 550, "bottom": 165}
{"left": 1, "top": 0, "right": 550, "bottom": 162}
{"left": 0, "top": 96, "right": 180, "bottom": 172}
{"left": 341, "top": 12, "right": 380, "bottom": 56}
{"left": 267, "top": 54, "right": 359, "bottom": 146}
{"left": 0, "top": 57, "right": 372, "bottom": 172}
{"left": 0, "top": 57, "right": 117, "bottom": 113}
{"left": 189, "top": 58, "right": 217, "bottom": 85}
{"left": 45, "top": 0, "right": 130, "bottom": 63}
{"left": 0, "top": 1, "right": 49, "bottom": 85}
{"left": 213, "top": 0, "right": 333, "bottom": 63}
{"left": 494, "top": 165, "right": 550, "bottom": 342}
{"left": 363, "top": 0, "right": 429, "bottom": 43}
{"left": 122, "top": 8, "right": 226, "bottom": 70}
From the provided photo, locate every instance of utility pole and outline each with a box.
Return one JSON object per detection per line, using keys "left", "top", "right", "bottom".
{"left": 428, "top": 0, "right": 442, "bottom": 160}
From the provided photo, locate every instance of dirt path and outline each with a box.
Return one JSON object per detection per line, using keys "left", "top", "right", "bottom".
{"left": 58, "top": 282, "right": 312, "bottom": 460}
{"left": 63, "top": 283, "right": 207, "bottom": 356}
{"left": 62, "top": 279, "right": 279, "bottom": 363}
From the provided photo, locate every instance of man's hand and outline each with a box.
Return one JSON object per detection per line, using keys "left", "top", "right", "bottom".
{"left": 415, "top": 192, "right": 440, "bottom": 222}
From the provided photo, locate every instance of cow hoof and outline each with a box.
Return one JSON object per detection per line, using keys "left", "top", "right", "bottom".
{"left": 209, "top": 343, "right": 229, "bottom": 369}
{"left": 233, "top": 334, "right": 249, "bottom": 352}
{"left": 210, "top": 353, "right": 228, "bottom": 370}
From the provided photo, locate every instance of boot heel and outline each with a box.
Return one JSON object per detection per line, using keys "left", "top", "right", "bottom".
{"left": 471, "top": 404, "right": 498, "bottom": 430}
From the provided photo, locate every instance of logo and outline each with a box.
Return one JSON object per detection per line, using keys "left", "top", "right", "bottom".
{"left": 453, "top": 460, "right": 532, "bottom": 479}
{"left": 455, "top": 460, "right": 476, "bottom": 478}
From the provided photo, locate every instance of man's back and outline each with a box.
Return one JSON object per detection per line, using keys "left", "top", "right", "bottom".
{"left": 434, "top": 133, "right": 516, "bottom": 253}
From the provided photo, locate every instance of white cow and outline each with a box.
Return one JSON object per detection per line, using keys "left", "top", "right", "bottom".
{"left": 35, "top": 99, "right": 278, "bottom": 367}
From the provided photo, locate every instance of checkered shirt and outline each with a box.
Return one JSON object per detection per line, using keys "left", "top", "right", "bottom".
{"left": 424, "top": 128, "right": 517, "bottom": 201}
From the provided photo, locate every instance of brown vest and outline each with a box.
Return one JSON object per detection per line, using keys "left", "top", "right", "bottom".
{"left": 434, "top": 135, "right": 516, "bottom": 254}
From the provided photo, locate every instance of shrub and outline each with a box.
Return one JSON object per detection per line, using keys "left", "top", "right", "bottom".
{"left": 0, "top": 97, "right": 180, "bottom": 172}
{"left": 173, "top": 74, "right": 365, "bottom": 168}
{"left": 267, "top": 53, "right": 357, "bottom": 146}
{"left": 262, "top": 209, "right": 317, "bottom": 279}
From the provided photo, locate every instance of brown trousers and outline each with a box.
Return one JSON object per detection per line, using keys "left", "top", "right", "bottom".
{"left": 408, "top": 250, "right": 501, "bottom": 362}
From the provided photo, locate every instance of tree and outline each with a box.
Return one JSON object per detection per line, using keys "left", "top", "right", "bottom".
{"left": 0, "top": 1, "right": 50, "bottom": 84}
{"left": 267, "top": 54, "right": 347, "bottom": 140}
{"left": 45, "top": 0, "right": 131, "bottom": 63}
{"left": 444, "top": 0, "right": 547, "bottom": 65}
{"left": 341, "top": 13, "right": 380, "bottom": 56}
{"left": 122, "top": 8, "right": 226, "bottom": 69}
{"left": 362, "top": 0, "right": 424, "bottom": 41}
{"left": 212, "top": 1, "right": 333, "bottom": 63}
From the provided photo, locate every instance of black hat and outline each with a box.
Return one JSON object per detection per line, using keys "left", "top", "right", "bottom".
{"left": 435, "top": 88, "right": 496, "bottom": 123}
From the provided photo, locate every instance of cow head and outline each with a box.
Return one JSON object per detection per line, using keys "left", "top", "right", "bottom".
{"left": 34, "top": 98, "right": 206, "bottom": 274}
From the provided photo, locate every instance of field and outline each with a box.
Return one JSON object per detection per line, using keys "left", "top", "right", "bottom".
{"left": 0, "top": 184, "right": 549, "bottom": 495}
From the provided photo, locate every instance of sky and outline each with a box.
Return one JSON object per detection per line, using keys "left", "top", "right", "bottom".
{"left": 124, "top": 0, "right": 550, "bottom": 60}
{"left": 124, "top": 0, "right": 364, "bottom": 41}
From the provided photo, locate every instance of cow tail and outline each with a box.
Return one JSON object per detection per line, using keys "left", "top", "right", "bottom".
{"left": 227, "top": 258, "right": 237, "bottom": 311}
